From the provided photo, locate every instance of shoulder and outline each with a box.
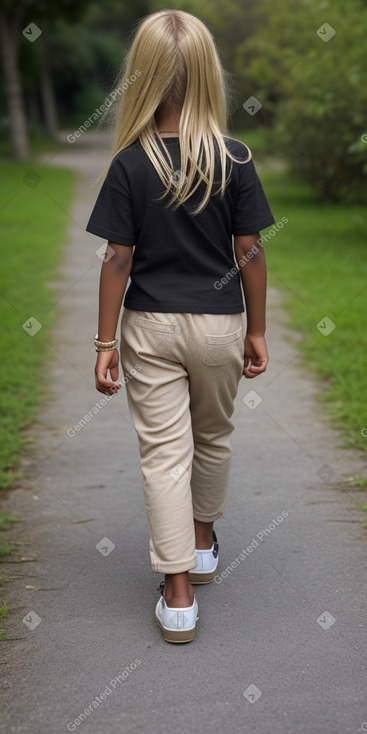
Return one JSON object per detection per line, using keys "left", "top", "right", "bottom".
{"left": 107, "top": 140, "right": 144, "bottom": 181}
{"left": 112, "top": 139, "right": 142, "bottom": 166}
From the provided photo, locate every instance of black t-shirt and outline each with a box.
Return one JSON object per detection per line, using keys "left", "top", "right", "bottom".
{"left": 86, "top": 134, "right": 275, "bottom": 313}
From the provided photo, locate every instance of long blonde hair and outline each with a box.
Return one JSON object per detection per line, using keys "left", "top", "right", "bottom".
{"left": 100, "top": 9, "right": 251, "bottom": 215}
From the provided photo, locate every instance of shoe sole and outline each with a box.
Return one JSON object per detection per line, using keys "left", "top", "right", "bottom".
{"left": 188, "top": 568, "right": 217, "bottom": 584}
{"left": 154, "top": 612, "right": 197, "bottom": 643}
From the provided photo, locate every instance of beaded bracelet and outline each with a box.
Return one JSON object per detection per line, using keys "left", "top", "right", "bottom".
{"left": 94, "top": 334, "right": 117, "bottom": 346}
{"left": 94, "top": 334, "right": 119, "bottom": 352}
{"left": 94, "top": 345, "right": 118, "bottom": 352}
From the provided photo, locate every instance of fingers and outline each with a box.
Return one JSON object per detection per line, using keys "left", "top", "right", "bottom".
{"left": 110, "top": 363, "right": 119, "bottom": 382}
{"left": 243, "top": 356, "right": 253, "bottom": 378}
{"left": 95, "top": 368, "right": 121, "bottom": 396}
{"left": 243, "top": 355, "right": 269, "bottom": 378}
{"left": 242, "top": 335, "right": 269, "bottom": 378}
{"left": 95, "top": 370, "right": 121, "bottom": 395}
{"left": 95, "top": 349, "right": 121, "bottom": 395}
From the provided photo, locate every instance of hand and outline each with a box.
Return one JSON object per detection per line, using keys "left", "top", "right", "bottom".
{"left": 95, "top": 349, "right": 121, "bottom": 395}
{"left": 242, "top": 334, "right": 269, "bottom": 378}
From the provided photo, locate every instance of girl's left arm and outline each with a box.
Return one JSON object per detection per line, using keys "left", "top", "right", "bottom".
{"left": 95, "top": 243, "right": 133, "bottom": 395}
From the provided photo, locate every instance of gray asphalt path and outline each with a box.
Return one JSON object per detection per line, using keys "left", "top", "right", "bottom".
{"left": 1, "top": 132, "right": 366, "bottom": 734}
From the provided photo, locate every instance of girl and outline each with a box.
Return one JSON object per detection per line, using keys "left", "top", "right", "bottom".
{"left": 86, "top": 8, "right": 275, "bottom": 644}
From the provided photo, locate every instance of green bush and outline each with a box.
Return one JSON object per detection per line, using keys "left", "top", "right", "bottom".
{"left": 275, "top": 43, "right": 367, "bottom": 202}
{"left": 234, "top": 0, "right": 367, "bottom": 202}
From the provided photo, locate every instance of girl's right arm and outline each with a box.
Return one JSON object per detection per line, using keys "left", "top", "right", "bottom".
{"left": 234, "top": 233, "right": 269, "bottom": 379}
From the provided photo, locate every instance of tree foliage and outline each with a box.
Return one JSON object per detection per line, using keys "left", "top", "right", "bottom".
{"left": 234, "top": 0, "right": 367, "bottom": 201}
{"left": 1, "top": 0, "right": 366, "bottom": 200}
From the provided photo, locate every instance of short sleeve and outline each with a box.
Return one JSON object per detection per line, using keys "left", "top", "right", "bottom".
{"left": 232, "top": 154, "right": 275, "bottom": 235}
{"left": 85, "top": 156, "right": 135, "bottom": 246}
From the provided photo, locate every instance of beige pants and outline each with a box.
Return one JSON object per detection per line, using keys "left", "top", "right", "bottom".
{"left": 120, "top": 308, "right": 244, "bottom": 574}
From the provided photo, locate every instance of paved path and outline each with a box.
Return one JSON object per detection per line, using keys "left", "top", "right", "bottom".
{"left": 1, "top": 132, "right": 366, "bottom": 734}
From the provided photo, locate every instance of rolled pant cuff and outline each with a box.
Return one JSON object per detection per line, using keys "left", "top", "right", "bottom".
{"left": 152, "top": 555, "right": 198, "bottom": 575}
{"left": 193, "top": 509, "right": 223, "bottom": 523}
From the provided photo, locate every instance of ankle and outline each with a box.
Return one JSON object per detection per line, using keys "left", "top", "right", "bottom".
{"left": 163, "top": 589, "right": 194, "bottom": 607}
{"left": 194, "top": 519, "right": 214, "bottom": 549}
{"left": 164, "top": 572, "right": 194, "bottom": 607}
{"left": 195, "top": 536, "right": 214, "bottom": 550}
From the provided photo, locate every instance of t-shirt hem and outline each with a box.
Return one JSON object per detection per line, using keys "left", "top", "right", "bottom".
{"left": 123, "top": 300, "right": 245, "bottom": 314}
{"left": 233, "top": 215, "right": 276, "bottom": 235}
{"left": 86, "top": 224, "right": 135, "bottom": 246}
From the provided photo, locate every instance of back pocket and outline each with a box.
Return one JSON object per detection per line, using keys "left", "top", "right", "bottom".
{"left": 134, "top": 315, "right": 176, "bottom": 357}
{"left": 203, "top": 327, "right": 243, "bottom": 366}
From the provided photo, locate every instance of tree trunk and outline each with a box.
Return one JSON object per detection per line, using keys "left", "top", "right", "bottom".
{"left": 27, "top": 91, "right": 41, "bottom": 126}
{"left": 39, "top": 34, "right": 59, "bottom": 140}
{"left": 0, "top": 11, "right": 29, "bottom": 159}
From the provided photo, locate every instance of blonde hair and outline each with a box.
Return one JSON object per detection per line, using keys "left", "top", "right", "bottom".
{"left": 100, "top": 9, "right": 251, "bottom": 215}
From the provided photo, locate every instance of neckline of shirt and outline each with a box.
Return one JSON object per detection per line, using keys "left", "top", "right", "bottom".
{"left": 154, "top": 133, "right": 179, "bottom": 142}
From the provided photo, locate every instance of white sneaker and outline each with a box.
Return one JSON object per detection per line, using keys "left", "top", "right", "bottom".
{"left": 155, "top": 582, "right": 199, "bottom": 643}
{"left": 188, "top": 530, "right": 219, "bottom": 584}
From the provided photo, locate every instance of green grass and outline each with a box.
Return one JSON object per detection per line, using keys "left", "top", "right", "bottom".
{"left": 0, "top": 512, "right": 19, "bottom": 558}
{"left": 0, "top": 603, "right": 9, "bottom": 639}
{"left": 351, "top": 477, "right": 367, "bottom": 488}
{"left": 257, "top": 166, "right": 367, "bottom": 452}
{"left": 0, "top": 541, "right": 14, "bottom": 557}
{"left": 0, "top": 160, "right": 76, "bottom": 488}
{"left": 0, "top": 512, "right": 18, "bottom": 531}
{"left": 0, "top": 603, "right": 8, "bottom": 619}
